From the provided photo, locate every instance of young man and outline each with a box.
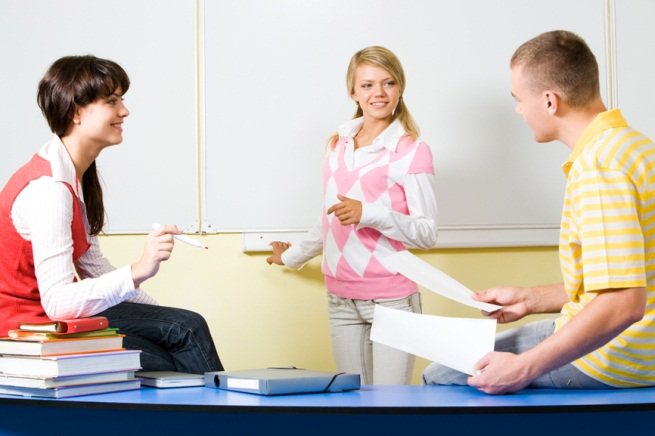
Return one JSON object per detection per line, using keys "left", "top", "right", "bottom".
{"left": 423, "top": 30, "right": 655, "bottom": 394}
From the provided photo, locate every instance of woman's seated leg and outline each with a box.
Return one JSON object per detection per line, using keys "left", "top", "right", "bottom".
{"left": 98, "top": 302, "right": 224, "bottom": 374}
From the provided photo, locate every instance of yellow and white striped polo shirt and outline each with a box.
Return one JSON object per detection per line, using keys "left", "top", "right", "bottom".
{"left": 557, "top": 109, "right": 655, "bottom": 386}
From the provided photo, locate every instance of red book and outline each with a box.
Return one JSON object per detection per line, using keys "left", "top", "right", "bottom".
{"left": 17, "top": 316, "right": 109, "bottom": 334}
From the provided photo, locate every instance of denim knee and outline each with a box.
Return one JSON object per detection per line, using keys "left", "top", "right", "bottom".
{"left": 422, "top": 362, "right": 468, "bottom": 386}
{"left": 170, "top": 307, "right": 211, "bottom": 332}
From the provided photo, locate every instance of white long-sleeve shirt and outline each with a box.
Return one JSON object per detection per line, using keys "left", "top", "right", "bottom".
{"left": 283, "top": 119, "right": 439, "bottom": 269}
{"left": 11, "top": 136, "right": 157, "bottom": 320}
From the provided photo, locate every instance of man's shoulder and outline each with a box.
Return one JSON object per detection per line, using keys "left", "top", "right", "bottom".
{"left": 583, "top": 125, "right": 654, "bottom": 168}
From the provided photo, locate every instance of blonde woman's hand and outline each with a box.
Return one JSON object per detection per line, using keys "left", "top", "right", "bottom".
{"left": 327, "top": 194, "right": 362, "bottom": 225}
{"left": 266, "top": 241, "right": 291, "bottom": 265}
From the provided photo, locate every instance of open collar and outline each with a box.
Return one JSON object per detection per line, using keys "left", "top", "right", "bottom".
{"left": 338, "top": 117, "right": 407, "bottom": 153}
{"left": 561, "top": 109, "right": 628, "bottom": 176}
{"left": 38, "top": 135, "right": 84, "bottom": 202}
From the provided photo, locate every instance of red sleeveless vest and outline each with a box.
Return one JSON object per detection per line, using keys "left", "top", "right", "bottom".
{"left": 0, "top": 154, "right": 90, "bottom": 335}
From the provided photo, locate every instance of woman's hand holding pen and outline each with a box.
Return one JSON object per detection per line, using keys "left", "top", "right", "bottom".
{"left": 267, "top": 241, "right": 291, "bottom": 265}
{"left": 131, "top": 224, "right": 181, "bottom": 287}
{"left": 327, "top": 194, "right": 362, "bottom": 225}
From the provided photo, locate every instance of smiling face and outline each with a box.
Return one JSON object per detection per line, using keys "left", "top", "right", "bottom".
{"left": 74, "top": 90, "right": 129, "bottom": 151}
{"left": 351, "top": 63, "right": 400, "bottom": 123}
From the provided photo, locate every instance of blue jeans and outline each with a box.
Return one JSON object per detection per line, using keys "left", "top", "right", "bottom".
{"left": 97, "top": 302, "right": 223, "bottom": 374}
{"left": 422, "top": 318, "right": 609, "bottom": 389}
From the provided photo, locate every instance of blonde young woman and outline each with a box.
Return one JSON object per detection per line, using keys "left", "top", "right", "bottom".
{"left": 267, "top": 46, "right": 438, "bottom": 384}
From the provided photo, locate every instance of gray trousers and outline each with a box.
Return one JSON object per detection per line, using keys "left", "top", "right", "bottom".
{"left": 328, "top": 292, "right": 421, "bottom": 385}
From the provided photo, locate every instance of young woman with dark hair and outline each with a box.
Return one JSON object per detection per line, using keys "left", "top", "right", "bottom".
{"left": 0, "top": 55, "right": 223, "bottom": 374}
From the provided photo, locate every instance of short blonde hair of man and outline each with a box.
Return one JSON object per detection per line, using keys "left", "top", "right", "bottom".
{"left": 510, "top": 30, "right": 600, "bottom": 108}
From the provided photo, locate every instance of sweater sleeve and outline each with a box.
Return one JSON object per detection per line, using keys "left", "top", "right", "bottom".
{"left": 281, "top": 215, "right": 324, "bottom": 269}
{"left": 359, "top": 172, "right": 439, "bottom": 249}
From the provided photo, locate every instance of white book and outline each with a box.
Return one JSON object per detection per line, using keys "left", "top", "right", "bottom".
{"left": 0, "top": 379, "right": 141, "bottom": 398}
{"left": 0, "top": 350, "right": 141, "bottom": 377}
{"left": 137, "top": 371, "right": 204, "bottom": 388}
{"left": 0, "top": 335, "right": 124, "bottom": 356}
{"left": 0, "top": 371, "right": 136, "bottom": 389}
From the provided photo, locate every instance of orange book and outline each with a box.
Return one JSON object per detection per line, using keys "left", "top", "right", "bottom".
{"left": 17, "top": 316, "right": 109, "bottom": 334}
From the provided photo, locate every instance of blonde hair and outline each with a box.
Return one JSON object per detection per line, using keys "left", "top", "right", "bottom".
{"left": 510, "top": 30, "right": 600, "bottom": 108}
{"left": 329, "top": 46, "right": 419, "bottom": 147}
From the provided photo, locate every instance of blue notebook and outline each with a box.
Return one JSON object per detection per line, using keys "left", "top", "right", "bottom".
{"left": 204, "top": 368, "right": 361, "bottom": 395}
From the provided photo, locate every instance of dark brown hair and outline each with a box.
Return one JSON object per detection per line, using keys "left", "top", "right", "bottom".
{"left": 510, "top": 30, "right": 600, "bottom": 108}
{"left": 37, "top": 55, "right": 130, "bottom": 235}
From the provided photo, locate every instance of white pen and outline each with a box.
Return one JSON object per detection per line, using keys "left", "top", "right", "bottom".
{"left": 152, "top": 223, "right": 208, "bottom": 250}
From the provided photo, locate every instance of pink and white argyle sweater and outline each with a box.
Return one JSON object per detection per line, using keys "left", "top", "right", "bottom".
{"left": 322, "top": 134, "right": 434, "bottom": 299}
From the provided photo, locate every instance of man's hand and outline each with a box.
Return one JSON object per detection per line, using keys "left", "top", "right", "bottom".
{"left": 474, "top": 286, "right": 531, "bottom": 323}
{"left": 468, "top": 351, "right": 536, "bottom": 394}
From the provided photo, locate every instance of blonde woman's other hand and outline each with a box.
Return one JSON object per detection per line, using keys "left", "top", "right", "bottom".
{"left": 327, "top": 194, "right": 362, "bottom": 225}
{"left": 267, "top": 241, "right": 291, "bottom": 265}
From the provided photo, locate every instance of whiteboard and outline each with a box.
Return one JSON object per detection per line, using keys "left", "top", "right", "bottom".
{"left": 1, "top": 0, "right": 627, "bottom": 246}
{"left": 0, "top": 0, "right": 198, "bottom": 233}
{"left": 202, "top": 0, "right": 608, "bottom": 247}
{"left": 614, "top": 0, "right": 655, "bottom": 141}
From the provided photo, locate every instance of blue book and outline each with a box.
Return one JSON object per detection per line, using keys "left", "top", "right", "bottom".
{"left": 204, "top": 368, "right": 360, "bottom": 396}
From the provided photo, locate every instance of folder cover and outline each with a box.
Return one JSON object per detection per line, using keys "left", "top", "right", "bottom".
{"left": 18, "top": 316, "right": 109, "bottom": 333}
{"left": 204, "top": 368, "right": 360, "bottom": 395}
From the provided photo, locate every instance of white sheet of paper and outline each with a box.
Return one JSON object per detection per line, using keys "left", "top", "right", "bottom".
{"left": 380, "top": 251, "right": 502, "bottom": 312}
{"left": 371, "top": 305, "right": 496, "bottom": 375}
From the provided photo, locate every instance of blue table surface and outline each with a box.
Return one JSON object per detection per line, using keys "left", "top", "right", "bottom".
{"left": 2, "top": 384, "right": 655, "bottom": 411}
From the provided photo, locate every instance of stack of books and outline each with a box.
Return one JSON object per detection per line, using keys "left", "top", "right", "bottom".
{"left": 0, "top": 316, "right": 141, "bottom": 398}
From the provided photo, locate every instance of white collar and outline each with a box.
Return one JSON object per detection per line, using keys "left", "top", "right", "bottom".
{"left": 337, "top": 117, "right": 407, "bottom": 152}
{"left": 38, "top": 135, "right": 83, "bottom": 201}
